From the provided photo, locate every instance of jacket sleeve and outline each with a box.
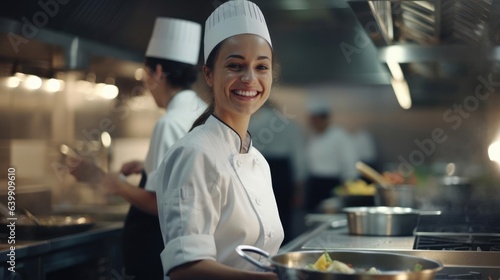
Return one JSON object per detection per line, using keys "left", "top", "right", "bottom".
{"left": 155, "top": 144, "right": 222, "bottom": 275}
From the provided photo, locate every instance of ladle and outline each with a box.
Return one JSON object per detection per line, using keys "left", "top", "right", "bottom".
{"left": 355, "top": 161, "right": 392, "bottom": 188}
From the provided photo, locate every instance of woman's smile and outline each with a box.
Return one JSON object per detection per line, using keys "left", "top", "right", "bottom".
{"left": 232, "top": 89, "right": 260, "bottom": 98}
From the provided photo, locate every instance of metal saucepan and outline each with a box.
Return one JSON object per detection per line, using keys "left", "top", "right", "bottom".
{"left": 343, "top": 207, "right": 441, "bottom": 236}
{"left": 236, "top": 245, "right": 443, "bottom": 280}
{"left": 0, "top": 214, "right": 94, "bottom": 239}
{"left": 375, "top": 185, "right": 416, "bottom": 208}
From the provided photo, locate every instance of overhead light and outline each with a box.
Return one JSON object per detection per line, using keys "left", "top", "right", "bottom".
{"left": 24, "top": 75, "right": 42, "bottom": 90}
{"left": 135, "top": 68, "right": 144, "bottom": 81}
{"left": 99, "top": 84, "right": 119, "bottom": 99}
{"left": 391, "top": 78, "right": 412, "bottom": 109}
{"left": 387, "top": 60, "right": 405, "bottom": 81}
{"left": 44, "top": 78, "right": 63, "bottom": 93}
{"left": 488, "top": 140, "right": 500, "bottom": 163}
{"left": 6, "top": 76, "right": 21, "bottom": 88}
{"left": 100, "top": 131, "right": 112, "bottom": 148}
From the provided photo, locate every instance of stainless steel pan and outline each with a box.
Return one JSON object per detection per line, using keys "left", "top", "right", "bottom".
{"left": 343, "top": 207, "right": 441, "bottom": 236}
{"left": 236, "top": 245, "right": 443, "bottom": 280}
{"left": 0, "top": 214, "right": 94, "bottom": 239}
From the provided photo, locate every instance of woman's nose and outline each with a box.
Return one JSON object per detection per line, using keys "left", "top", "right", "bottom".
{"left": 241, "top": 69, "right": 256, "bottom": 83}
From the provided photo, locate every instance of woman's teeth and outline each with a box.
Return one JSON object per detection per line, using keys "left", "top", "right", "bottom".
{"left": 234, "top": 90, "right": 258, "bottom": 97}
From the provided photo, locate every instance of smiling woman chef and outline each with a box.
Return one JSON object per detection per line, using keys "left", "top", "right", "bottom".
{"left": 150, "top": 0, "right": 283, "bottom": 279}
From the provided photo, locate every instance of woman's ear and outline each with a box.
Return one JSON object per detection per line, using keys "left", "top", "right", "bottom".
{"left": 155, "top": 64, "right": 165, "bottom": 80}
{"left": 202, "top": 65, "right": 213, "bottom": 87}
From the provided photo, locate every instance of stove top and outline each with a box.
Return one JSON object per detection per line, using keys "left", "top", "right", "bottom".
{"left": 415, "top": 212, "right": 500, "bottom": 235}
{"left": 415, "top": 235, "right": 500, "bottom": 251}
{"left": 298, "top": 214, "right": 500, "bottom": 280}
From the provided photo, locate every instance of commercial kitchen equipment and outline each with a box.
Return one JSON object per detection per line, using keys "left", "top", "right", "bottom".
{"left": 282, "top": 205, "right": 500, "bottom": 280}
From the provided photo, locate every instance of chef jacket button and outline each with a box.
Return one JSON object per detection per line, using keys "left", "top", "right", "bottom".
{"left": 268, "top": 231, "right": 274, "bottom": 238}
{"left": 255, "top": 197, "right": 262, "bottom": 205}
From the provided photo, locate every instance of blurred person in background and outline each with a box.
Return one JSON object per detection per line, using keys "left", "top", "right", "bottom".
{"left": 70, "top": 17, "right": 206, "bottom": 280}
{"left": 304, "top": 98, "right": 359, "bottom": 212}
{"left": 249, "top": 101, "right": 306, "bottom": 244}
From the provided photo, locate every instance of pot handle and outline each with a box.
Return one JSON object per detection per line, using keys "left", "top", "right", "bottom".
{"left": 235, "top": 245, "right": 274, "bottom": 272}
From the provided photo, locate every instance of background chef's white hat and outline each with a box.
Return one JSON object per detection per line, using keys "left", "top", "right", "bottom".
{"left": 146, "top": 17, "right": 202, "bottom": 65}
{"left": 204, "top": 0, "right": 271, "bottom": 62}
{"left": 307, "top": 97, "right": 331, "bottom": 115}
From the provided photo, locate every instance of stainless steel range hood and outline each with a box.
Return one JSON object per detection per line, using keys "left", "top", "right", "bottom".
{"left": 348, "top": 0, "right": 500, "bottom": 106}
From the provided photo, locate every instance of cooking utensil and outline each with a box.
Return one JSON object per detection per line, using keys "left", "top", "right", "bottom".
{"left": 60, "top": 143, "right": 81, "bottom": 159}
{"left": 236, "top": 245, "right": 443, "bottom": 280}
{"left": 375, "top": 184, "right": 416, "bottom": 208}
{"left": 22, "top": 208, "right": 42, "bottom": 226}
{"left": 0, "top": 214, "right": 95, "bottom": 239}
{"left": 355, "top": 162, "right": 391, "bottom": 188}
{"left": 0, "top": 203, "right": 11, "bottom": 217}
{"left": 342, "top": 207, "right": 441, "bottom": 236}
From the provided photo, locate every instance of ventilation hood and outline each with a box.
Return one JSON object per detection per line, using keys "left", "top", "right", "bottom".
{"left": 349, "top": 0, "right": 500, "bottom": 106}
{"left": 4, "top": 0, "right": 497, "bottom": 99}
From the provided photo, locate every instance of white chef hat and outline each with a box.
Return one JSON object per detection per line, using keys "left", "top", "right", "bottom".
{"left": 146, "top": 17, "right": 202, "bottom": 65}
{"left": 307, "top": 97, "right": 331, "bottom": 115}
{"left": 204, "top": 0, "right": 271, "bottom": 63}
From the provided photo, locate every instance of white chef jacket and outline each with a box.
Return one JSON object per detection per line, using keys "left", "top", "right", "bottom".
{"left": 306, "top": 125, "right": 359, "bottom": 181}
{"left": 144, "top": 89, "right": 207, "bottom": 192}
{"left": 152, "top": 115, "right": 284, "bottom": 277}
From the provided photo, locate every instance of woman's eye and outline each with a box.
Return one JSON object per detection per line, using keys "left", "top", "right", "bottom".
{"left": 257, "top": 65, "right": 270, "bottom": 71}
{"left": 227, "top": 64, "right": 242, "bottom": 70}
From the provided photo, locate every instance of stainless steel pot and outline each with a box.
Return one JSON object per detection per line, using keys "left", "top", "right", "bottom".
{"left": 236, "top": 245, "right": 443, "bottom": 280}
{"left": 375, "top": 185, "right": 416, "bottom": 208}
{"left": 343, "top": 207, "right": 441, "bottom": 236}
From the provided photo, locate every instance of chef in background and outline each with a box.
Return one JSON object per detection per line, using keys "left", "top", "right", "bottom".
{"left": 304, "top": 98, "right": 358, "bottom": 212}
{"left": 249, "top": 101, "right": 306, "bottom": 244}
{"left": 70, "top": 17, "right": 206, "bottom": 280}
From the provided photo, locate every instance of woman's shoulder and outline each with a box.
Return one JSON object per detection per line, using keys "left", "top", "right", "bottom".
{"left": 168, "top": 126, "right": 220, "bottom": 156}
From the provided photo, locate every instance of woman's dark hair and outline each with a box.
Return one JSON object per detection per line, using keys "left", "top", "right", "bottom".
{"left": 189, "top": 42, "right": 221, "bottom": 131}
{"left": 144, "top": 57, "right": 198, "bottom": 89}
{"left": 189, "top": 39, "right": 280, "bottom": 131}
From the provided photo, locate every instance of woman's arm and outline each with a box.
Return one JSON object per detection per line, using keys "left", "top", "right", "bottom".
{"left": 169, "top": 259, "right": 278, "bottom": 280}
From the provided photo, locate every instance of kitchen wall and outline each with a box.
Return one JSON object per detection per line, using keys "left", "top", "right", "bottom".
{"left": 2, "top": 65, "right": 500, "bottom": 208}
{"left": 269, "top": 82, "right": 500, "bottom": 180}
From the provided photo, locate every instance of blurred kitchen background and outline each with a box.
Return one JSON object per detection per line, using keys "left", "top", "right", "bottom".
{"left": 1, "top": 0, "right": 500, "bottom": 220}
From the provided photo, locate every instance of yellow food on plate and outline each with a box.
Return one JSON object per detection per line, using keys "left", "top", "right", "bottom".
{"left": 335, "top": 180, "right": 376, "bottom": 196}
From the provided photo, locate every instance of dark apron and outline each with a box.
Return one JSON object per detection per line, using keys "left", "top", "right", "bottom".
{"left": 305, "top": 176, "right": 341, "bottom": 213}
{"left": 122, "top": 170, "right": 164, "bottom": 280}
{"left": 266, "top": 158, "right": 293, "bottom": 244}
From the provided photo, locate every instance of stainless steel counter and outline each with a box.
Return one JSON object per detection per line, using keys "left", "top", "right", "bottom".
{"left": 0, "top": 221, "right": 124, "bottom": 279}
{"left": 0, "top": 221, "right": 123, "bottom": 262}
{"left": 280, "top": 214, "right": 500, "bottom": 278}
